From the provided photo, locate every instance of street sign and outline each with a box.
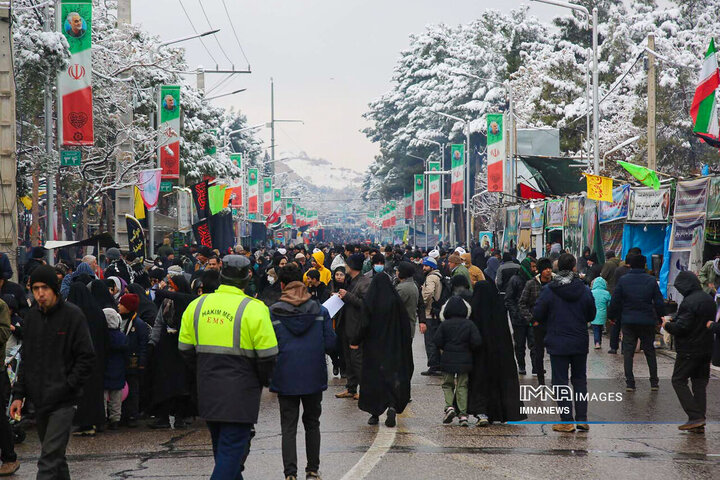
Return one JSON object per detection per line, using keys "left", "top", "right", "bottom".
{"left": 60, "top": 150, "right": 81, "bottom": 167}
{"left": 159, "top": 181, "right": 173, "bottom": 193}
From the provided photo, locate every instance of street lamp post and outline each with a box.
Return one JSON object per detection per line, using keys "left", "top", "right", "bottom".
{"left": 431, "top": 111, "right": 471, "bottom": 247}
{"left": 530, "top": 0, "right": 599, "bottom": 174}
{"left": 417, "top": 138, "right": 446, "bottom": 243}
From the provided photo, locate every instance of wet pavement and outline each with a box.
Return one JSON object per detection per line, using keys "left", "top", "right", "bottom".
{"left": 10, "top": 333, "right": 720, "bottom": 479}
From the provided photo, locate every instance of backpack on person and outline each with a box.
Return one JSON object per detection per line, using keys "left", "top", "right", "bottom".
{"left": 430, "top": 272, "right": 452, "bottom": 319}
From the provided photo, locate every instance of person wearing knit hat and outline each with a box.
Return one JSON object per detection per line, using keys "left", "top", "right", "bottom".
{"left": 419, "top": 257, "right": 443, "bottom": 376}
{"left": 520, "top": 257, "right": 555, "bottom": 386}
{"left": 13, "top": 266, "right": 95, "bottom": 477}
{"left": 422, "top": 256, "right": 437, "bottom": 268}
{"left": 345, "top": 253, "right": 365, "bottom": 272}
{"left": 118, "top": 293, "right": 139, "bottom": 314}
{"left": 117, "top": 293, "right": 149, "bottom": 428}
{"left": 434, "top": 295, "right": 482, "bottom": 426}
{"left": 106, "top": 248, "right": 121, "bottom": 261}
{"left": 505, "top": 257, "right": 538, "bottom": 375}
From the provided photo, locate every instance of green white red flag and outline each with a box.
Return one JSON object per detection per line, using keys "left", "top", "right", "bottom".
{"left": 486, "top": 114, "right": 505, "bottom": 192}
{"left": 158, "top": 85, "right": 181, "bottom": 179}
{"left": 414, "top": 174, "right": 424, "bottom": 216}
{"left": 58, "top": 0, "right": 93, "bottom": 145}
{"left": 450, "top": 145, "right": 464, "bottom": 204}
{"left": 262, "top": 178, "right": 272, "bottom": 215}
{"left": 428, "top": 161, "right": 441, "bottom": 211}
{"left": 247, "top": 168, "right": 258, "bottom": 214}
{"left": 691, "top": 39, "right": 720, "bottom": 138}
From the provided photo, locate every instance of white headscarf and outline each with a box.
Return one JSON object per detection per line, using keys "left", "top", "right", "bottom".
{"left": 103, "top": 308, "right": 122, "bottom": 330}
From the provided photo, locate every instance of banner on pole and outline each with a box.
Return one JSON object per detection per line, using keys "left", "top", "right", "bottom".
{"left": 230, "top": 153, "right": 242, "bottom": 170}
{"left": 125, "top": 215, "right": 146, "bottom": 263}
{"left": 486, "top": 114, "right": 504, "bottom": 192}
{"left": 545, "top": 199, "right": 565, "bottom": 229}
{"left": 450, "top": 144, "right": 464, "bottom": 204}
{"left": 137, "top": 169, "right": 162, "bottom": 211}
{"left": 177, "top": 189, "right": 192, "bottom": 232}
{"left": 531, "top": 203, "right": 545, "bottom": 235}
{"left": 285, "top": 198, "right": 294, "bottom": 226}
{"left": 584, "top": 173, "right": 613, "bottom": 202}
{"left": 192, "top": 219, "right": 212, "bottom": 248}
{"left": 598, "top": 184, "right": 630, "bottom": 224}
{"left": 191, "top": 180, "right": 210, "bottom": 220}
{"left": 158, "top": 85, "right": 181, "bottom": 179}
{"left": 58, "top": 0, "right": 94, "bottom": 146}
{"left": 262, "top": 178, "right": 272, "bottom": 216}
{"left": 428, "top": 161, "right": 441, "bottom": 211}
{"left": 627, "top": 186, "right": 671, "bottom": 223}
{"left": 478, "top": 231, "right": 493, "bottom": 249}
{"left": 414, "top": 174, "right": 424, "bottom": 216}
{"left": 707, "top": 177, "right": 720, "bottom": 219}
{"left": 248, "top": 168, "right": 259, "bottom": 214}
{"left": 503, "top": 207, "right": 519, "bottom": 252}
{"left": 273, "top": 188, "right": 282, "bottom": 213}
{"left": 404, "top": 192, "right": 412, "bottom": 220}
{"left": 674, "top": 177, "right": 710, "bottom": 219}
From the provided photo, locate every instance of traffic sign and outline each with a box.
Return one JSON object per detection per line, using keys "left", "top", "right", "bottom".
{"left": 159, "top": 181, "right": 173, "bottom": 193}
{"left": 60, "top": 150, "right": 81, "bottom": 167}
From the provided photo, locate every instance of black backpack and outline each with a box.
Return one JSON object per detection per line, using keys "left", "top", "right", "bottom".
{"left": 430, "top": 272, "right": 452, "bottom": 319}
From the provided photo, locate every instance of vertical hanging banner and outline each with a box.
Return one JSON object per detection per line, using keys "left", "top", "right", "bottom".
{"left": 262, "top": 178, "right": 273, "bottom": 215}
{"left": 285, "top": 198, "right": 294, "bottom": 226}
{"left": 191, "top": 180, "right": 210, "bottom": 220}
{"left": 137, "top": 168, "right": 162, "bottom": 211}
{"left": 450, "top": 144, "right": 465, "bottom": 204}
{"left": 247, "top": 168, "right": 259, "bottom": 214}
{"left": 404, "top": 192, "right": 412, "bottom": 220}
{"left": 273, "top": 188, "right": 282, "bottom": 213}
{"left": 414, "top": 174, "right": 425, "bottom": 216}
{"left": 125, "top": 215, "right": 146, "bottom": 262}
{"left": 177, "top": 189, "right": 192, "bottom": 232}
{"left": 428, "top": 161, "right": 441, "bottom": 211}
{"left": 192, "top": 219, "right": 212, "bottom": 248}
{"left": 58, "top": 0, "right": 94, "bottom": 146}
{"left": 158, "top": 85, "right": 181, "bottom": 179}
{"left": 486, "top": 114, "right": 505, "bottom": 192}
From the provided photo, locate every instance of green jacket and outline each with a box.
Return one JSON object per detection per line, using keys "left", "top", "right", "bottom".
{"left": 452, "top": 264, "right": 473, "bottom": 292}
{"left": 698, "top": 260, "right": 718, "bottom": 296}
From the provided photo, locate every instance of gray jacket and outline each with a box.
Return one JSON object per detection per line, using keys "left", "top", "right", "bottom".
{"left": 396, "top": 278, "right": 419, "bottom": 324}
{"left": 341, "top": 272, "right": 371, "bottom": 345}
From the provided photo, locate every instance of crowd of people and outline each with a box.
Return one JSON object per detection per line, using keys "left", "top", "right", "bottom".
{"left": 0, "top": 236, "right": 717, "bottom": 479}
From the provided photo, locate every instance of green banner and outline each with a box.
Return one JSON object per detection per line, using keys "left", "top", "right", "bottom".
{"left": 208, "top": 184, "right": 227, "bottom": 215}
{"left": 61, "top": 0, "right": 92, "bottom": 54}
{"left": 230, "top": 153, "right": 242, "bottom": 170}
{"left": 159, "top": 85, "right": 180, "bottom": 123}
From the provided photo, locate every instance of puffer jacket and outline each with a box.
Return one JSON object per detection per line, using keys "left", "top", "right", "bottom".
{"left": 590, "top": 277, "right": 611, "bottom": 326}
{"left": 533, "top": 272, "right": 596, "bottom": 356}
{"left": 608, "top": 269, "right": 664, "bottom": 326}
{"left": 270, "top": 282, "right": 336, "bottom": 395}
{"left": 433, "top": 312, "right": 482, "bottom": 374}
{"left": 664, "top": 271, "right": 715, "bottom": 356}
{"left": 505, "top": 270, "right": 533, "bottom": 326}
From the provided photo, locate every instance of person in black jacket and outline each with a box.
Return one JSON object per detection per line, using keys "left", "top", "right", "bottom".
{"left": 118, "top": 293, "right": 150, "bottom": 428}
{"left": 434, "top": 296, "right": 482, "bottom": 427}
{"left": 662, "top": 271, "right": 715, "bottom": 432}
{"left": 306, "top": 269, "right": 329, "bottom": 303}
{"left": 608, "top": 253, "right": 664, "bottom": 392}
{"left": 505, "top": 257, "right": 537, "bottom": 375}
{"left": 11, "top": 265, "right": 95, "bottom": 478}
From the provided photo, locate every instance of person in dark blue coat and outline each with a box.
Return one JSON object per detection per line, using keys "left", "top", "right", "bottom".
{"left": 533, "top": 253, "right": 595, "bottom": 433}
{"left": 269, "top": 263, "right": 335, "bottom": 480}
{"left": 607, "top": 253, "right": 664, "bottom": 392}
{"left": 102, "top": 308, "right": 128, "bottom": 430}
{"left": 118, "top": 293, "right": 149, "bottom": 428}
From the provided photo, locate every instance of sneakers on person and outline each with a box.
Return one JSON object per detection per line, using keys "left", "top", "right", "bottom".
{"left": 385, "top": 408, "right": 397, "bottom": 428}
{"left": 576, "top": 424, "right": 590, "bottom": 431}
{"left": 552, "top": 423, "right": 576, "bottom": 433}
{"left": 678, "top": 419, "right": 706, "bottom": 431}
{"left": 650, "top": 383, "right": 659, "bottom": 392}
{"left": 607, "top": 349, "right": 617, "bottom": 354}
{"left": 518, "top": 369, "right": 527, "bottom": 375}
{"left": 458, "top": 415, "right": 468, "bottom": 427}
{"left": 443, "top": 407, "right": 456, "bottom": 424}
{"left": 421, "top": 369, "right": 443, "bottom": 377}
{"left": 306, "top": 472, "right": 322, "bottom": 479}
{"left": 475, "top": 414, "right": 489, "bottom": 427}
{"left": 367, "top": 415, "right": 379, "bottom": 426}
{"left": 73, "top": 427, "right": 96, "bottom": 437}
{"left": 335, "top": 390, "right": 355, "bottom": 399}
{"left": 594, "top": 343, "right": 601, "bottom": 349}
{"left": 0, "top": 460, "right": 19, "bottom": 476}
{"left": 625, "top": 385, "right": 636, "bottom": 392}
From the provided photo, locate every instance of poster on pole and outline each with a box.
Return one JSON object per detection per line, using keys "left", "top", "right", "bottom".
{"left": 58, "top": 0, "right": 94, "bottom": 146}
{"left": 600, "top": 221, "right": 624, "bottom": 258}
{"left": 627, "top": 186, "right": 671, "bottom": 223}
{"left": 177, "top": 189, "right": 192, "bottom": 232}
{"left": 486, "top": 114, "right": 504, "bottom": 192}
{"left": 191, "top": 180, "right": 209, "bottom": 220}
{"left": 502, "top": 207, "right": 518, "bottom": 252}
{"left": 125, "top": 215, "right": 146, "bottom": 262}
{"left": 157, "top": 85, "right": 181, "bottom": 179}
{"left": 564, "top": 197, "right": 584, "bottom": 259}
{"left": 674, "top": 177, "right": 709, "bottom": 219}
{"left": 247, "top": 168, "right": 258, "bottom": 214}
{"left": 428, "top": 161, "right": 441, "bottom": 211}
{"left": 582, "top": 199, "right": 598, "bottom": 254}
{"left": 670, "top": 215, "right": 706, "bottom": 252}
{"left": 137, "top": 169, "right": 162, "bottom": 211}
{"left": 450, "top": 144, "right": 464, "bottom": 204}
{"left": 262, "top": 178, "right": 273, "bottom": 216}
{"left": 404, "top": 192, "right": 412, "bottom": 220}
{"left": 546, "top": 200, "right": 564, "bottom": 229}
{"left": 478, "top": 231, "right": 493, "bottom": 250}
{"left": 598, "top": 184, "right": 630, "bottom": 224}
{"left": 414, "top": 174, "right": 424, "bottom": 217}
{"left": 192, "top": 219, "right": 212, "bottom": 248}
{"left": 273, "top": 188, "right": 282, "bottom": 214}
{"left": 531, "top": 202, "right": 545, "bottom": 235}
{"left": 706, "top": 177, "right": 720, "bottom": 219}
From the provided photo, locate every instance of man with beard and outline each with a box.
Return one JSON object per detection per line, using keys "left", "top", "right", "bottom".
{"left": 505, "top": 257, "right": 537, "bottom": 375}
{"left": 335, "top": 254, "right": 370, "bottom": 400}
{"left": 350, "top": 273, "right": 413, "bottom": 427}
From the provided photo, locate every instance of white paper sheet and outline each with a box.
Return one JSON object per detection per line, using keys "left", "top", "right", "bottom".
{"left": 322, "top": 294, "right": 345, "bottom": 318}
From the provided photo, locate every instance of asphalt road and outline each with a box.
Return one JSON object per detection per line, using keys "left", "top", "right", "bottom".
{"left": 9, "top": 333, "right": 720, "bottom": 480}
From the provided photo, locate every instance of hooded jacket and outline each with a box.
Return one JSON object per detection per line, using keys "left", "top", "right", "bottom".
{"left": 608, "top": 268, "right": 664, "bottom": 326}
{"left": 590, "top": 277, "right": 611, "bottom": 326}
{"left": 303, "top": 251, "right": 332, "bottom": 286}
{"left": 533, "top": 272, "right": 596, "bottom": 356}
{"left": 433, "top": 297, "right": 482, "bottom": 373}
{"left": 664, "top": 271, "right": 715, "bottom": 356}
{"left": 504, "top": 258, "right": 535, "bottom": 326}
{"left": 60, "top": 262, "right": 97, "bottom": 298}
{"left": 269, "top": 281, "right": 336, "bottom": 395}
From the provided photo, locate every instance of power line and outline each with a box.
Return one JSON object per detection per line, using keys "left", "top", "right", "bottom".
{"left": 178, "top": 0, "right": 219, "bottom": 66}
{"left": 220, "top": 0, "right": 251, "bottom": 69}
{"left": 197, "top": 0, "right": 235, "bottom": 66}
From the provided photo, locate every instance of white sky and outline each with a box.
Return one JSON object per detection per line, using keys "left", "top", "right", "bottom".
{"left": 133, "top": 1, "right": 560, "bottom": 174}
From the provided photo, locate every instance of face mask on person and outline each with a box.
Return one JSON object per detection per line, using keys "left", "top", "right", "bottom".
{"left": 373, "top": 265, "right": 384, "bottom": 273}
{"left": 268, "top": 276, "right": 276, "bottom": 285}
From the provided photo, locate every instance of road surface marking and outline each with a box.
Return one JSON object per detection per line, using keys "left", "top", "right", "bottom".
{"left": 339, "top": 425, "right": 396, "bottom": 480}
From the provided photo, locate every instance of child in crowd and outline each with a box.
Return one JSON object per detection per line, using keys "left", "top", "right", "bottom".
{"left": 434, "top": 296, "right": 482, "bottom": 427}
{"left": 103, "top": 308, "right": 128, "bottom": 430}
{"left": 591, "top": 277, "right": 611, "bottom": 349}
{"left": 117, "top": 294, "right": 149, "bottom": 427}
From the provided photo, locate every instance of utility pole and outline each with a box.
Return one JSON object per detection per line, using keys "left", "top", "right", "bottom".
{"left": 270, "top": 77, "right": 275, "bottom": 177}
{"left": 44, "top": 2, "right": 54, "bottom": 263}
{"left": 115, "top": 0, "right": 133, "bottom": 247}
{"left": 592, "top": 7, "right": 600, "bottom": 175}
{"left": 0, "top": 4, "right": 17, "bottom": 278}
{"left": 197, "top": 67, "right": 205, "bottom": 95}
{"left": 647, "top": 33, "right": 656, "bottom": 170}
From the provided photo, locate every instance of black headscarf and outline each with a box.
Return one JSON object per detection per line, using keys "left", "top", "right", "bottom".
{"left": 126, "top": 283, "right": 158, "bottom": 327}
{"left": 90, "top": 279, "right": 115, "bottom": 309}
{"left": 356, "top": 273, "right": 414, "bottom": 417}
{"left": 467, "top": 280, "right": 526, "bottom": 422}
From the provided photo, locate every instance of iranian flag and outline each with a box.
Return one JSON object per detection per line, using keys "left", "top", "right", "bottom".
{"left": 58, "top": 1, "right": 94, "bottom": 145}
{"left": 428, "top": 161, "right": 441, "bottom": 211}
{"left": 247, "top": 168, "right": 258, "bottom": 213}
{"left": 262, "top": 178, "right": 273, "bottom": 215}
{"left": 691, "top": 38, "right": 720, "bottom": 139}
{"left": 285, "top": 198, "right": 294, "bottom": 226}
{"left": 273, "top": 188, "right": 282, "bottom": 214}
{"left": 414, "top": 174, "right": 424, "bottom": 216}
{"left": 404, "top": 192, "right": 412, "bottom": 220}
{"left": 390, "top": 201, "right": 397, "bottom": 227}
{"left": 450, "top": 145, "right": 464, "bottom": 204}
{"left": 486, "top": 114, "right": 505, "bottom": 192}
